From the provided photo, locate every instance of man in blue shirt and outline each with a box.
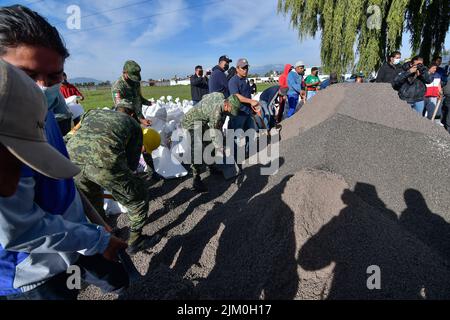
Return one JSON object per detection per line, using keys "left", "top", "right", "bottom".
{"left": 228, "top": 59, "right": 261, "bottom": 161}
{"left": 433, "top": 56, "right": 448, "bottom": 85}
{"left": 209, "top": 55, "right": 232, "bottom": 98}
{"left": 287, "top": 61, "right": 306, "bottom": 118}
{"left": 228, "top": 58, "right": 261, "bottom": 130}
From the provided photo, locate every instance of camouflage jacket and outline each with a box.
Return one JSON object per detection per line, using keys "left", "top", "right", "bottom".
{"left": 66, "top": 109, "right": 143, "bottom": 171}
{"left": 111, "top": 76, "right": 148, "bottom": 119}
{"left": 181, "top": 92, "right": 226, "bottom": 148}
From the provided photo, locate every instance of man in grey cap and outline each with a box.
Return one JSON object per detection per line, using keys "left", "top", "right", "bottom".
{"left": 287, "top": 60, "right": 306, "bottom": 117}
{"left": 226, "top": 58, "right": 261, "bottom": 162}
{"left": 0, "top": 60, "right": 130, "bottom": 300}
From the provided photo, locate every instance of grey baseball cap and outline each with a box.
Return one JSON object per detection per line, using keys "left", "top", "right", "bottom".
{"left": 0, "top": 59, "right": 80, "bottom": 179}
{"left": 236, "top": 58, "right": 249, "bottom": 68}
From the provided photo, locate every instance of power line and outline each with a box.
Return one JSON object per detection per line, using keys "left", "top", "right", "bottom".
{"left": 65, "top": 0, "right": 224, "bottom": 35}
{"left": 26, "top": 0, "right": 45, "bottom": 5}
{"left": 55, "top": 0, "right": 156, "bottom": 26}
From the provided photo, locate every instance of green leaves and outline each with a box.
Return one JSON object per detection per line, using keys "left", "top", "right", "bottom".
{"left": 278, "top": 0, "right": 449, "bottom": 76}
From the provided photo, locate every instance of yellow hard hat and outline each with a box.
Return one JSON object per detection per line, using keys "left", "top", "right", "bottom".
{"left": 142, "top": 128, "right": 161, "bottom": 152}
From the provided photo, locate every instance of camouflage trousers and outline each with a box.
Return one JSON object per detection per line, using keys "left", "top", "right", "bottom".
{"left": 74, "top": 164, "right": 149, "bottom": 233}
{"left": 188, "top": 128, "right": 216, "bottom": 178}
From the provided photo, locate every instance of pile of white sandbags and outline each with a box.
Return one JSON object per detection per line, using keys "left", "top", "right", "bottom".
{"left": 142, "top": 97, "right": 195, "bottom": 179}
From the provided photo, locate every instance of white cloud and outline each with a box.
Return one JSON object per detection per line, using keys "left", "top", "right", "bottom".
{"left": 131, "top": 0, "right": 191, "bottom": 46}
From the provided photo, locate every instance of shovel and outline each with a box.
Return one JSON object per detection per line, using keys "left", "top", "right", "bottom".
{"left": 431, "top": 98, "right": 442, "bottom": 122}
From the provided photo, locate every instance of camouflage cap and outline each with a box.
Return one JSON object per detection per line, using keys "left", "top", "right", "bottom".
{"left": 227, "top": 94, "right": 241, "bottom": 116}
{"left": 115, "top": 98, "right": 134, "bottom": 111}
{"left": 123, "top": 60, "right": 141, "bottom": 82}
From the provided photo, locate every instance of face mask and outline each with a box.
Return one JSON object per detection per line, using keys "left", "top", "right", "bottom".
{"left": 224, "top": 63, "right": 230, "bottom": 72}
{"left": 198, "top": 71, "right": 204, "bottom": 77}
{"left": 39, "top": 83, "right": 64, "bottom": 112}
{"left": 394, "top": 58, "right": 401, "bottom": 65}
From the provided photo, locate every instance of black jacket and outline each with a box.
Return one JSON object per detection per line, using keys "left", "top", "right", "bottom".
{"left": 443, "top": 81, "right": 450, "bottom": 109}
{"left": 208, "top": 65, "right": 230, "bottom": 98}
{"left": 190, "top": 74, "right": 209, "bottom": 102}
{"left": 392, "top": 66, "right": 434, "bottom": 103}
{"left": 376, "top": 62, "right": 401, "bottom": 83}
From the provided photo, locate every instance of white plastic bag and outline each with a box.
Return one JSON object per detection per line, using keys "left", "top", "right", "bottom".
{"left": 152, "top": 146, "right": 188, "bottom": 179}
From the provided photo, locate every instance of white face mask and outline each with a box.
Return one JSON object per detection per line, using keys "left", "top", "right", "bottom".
{"left": 393, "top": 58, "right": 401, "bottom": 65}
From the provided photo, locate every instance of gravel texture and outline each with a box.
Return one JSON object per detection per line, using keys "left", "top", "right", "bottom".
{"left": 79, "top": 84, "right": 450, "bottom": 300}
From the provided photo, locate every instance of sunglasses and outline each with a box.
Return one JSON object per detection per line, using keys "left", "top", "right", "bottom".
{"left": 240, "top": 65, "right": 249, "bottom": 70}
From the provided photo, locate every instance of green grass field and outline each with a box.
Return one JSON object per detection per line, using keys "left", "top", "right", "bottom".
{"left": 80, "top": 83, "right": 274, "bottom": 111}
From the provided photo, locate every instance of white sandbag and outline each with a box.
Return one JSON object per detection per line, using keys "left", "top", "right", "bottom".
{"left": 152, "top": 146, "right": 188, "bottom": 179}
{"left": 65, "top": 95, "right": 84, "bottom": 119}
{"left": 166, "top": 106, "right": 185, "bottom": 123}
{"left": 67, "top": 103, "right": 84, "bottom": 119}
{"left": 144, "top": 103, "right": 167, "bottom": 122}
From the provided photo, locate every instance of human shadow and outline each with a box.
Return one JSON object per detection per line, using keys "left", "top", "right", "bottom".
{"left": 399, "top": 189, "right": 450, "bottom": 262}
{"left": 298, "top": 183, "right": 450, "bottom": 299}
{"left": 148, "top": 158, "right": 298, "bottom": 300}
{"left": 197, "top": 170, "right": 299, "bottom": 299}
{"left": 145, "top": 172, "right": 236, "bottom": 236}
{"left": 146, "top": 162, "right": 274, "bottom": 276}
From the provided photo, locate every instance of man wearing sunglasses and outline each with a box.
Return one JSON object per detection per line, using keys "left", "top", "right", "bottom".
{"left": 228, "top": 58, "right": 260, "bottom": 126}
{"left": 228, "top": 59, "right": 261, "bottom": 160}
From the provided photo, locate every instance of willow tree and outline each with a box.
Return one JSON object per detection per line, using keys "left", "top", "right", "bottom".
{"left": 278, "top": 0, "right": 450, "bottom": 76}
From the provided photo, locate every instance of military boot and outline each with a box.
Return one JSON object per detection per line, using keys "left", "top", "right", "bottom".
{"left": 192, "top": 175, "right": 207, "bottom": 193}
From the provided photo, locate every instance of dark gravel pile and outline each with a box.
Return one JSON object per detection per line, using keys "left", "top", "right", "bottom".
{"left": 80, "top": 84, "right": 450, "bottom": 300}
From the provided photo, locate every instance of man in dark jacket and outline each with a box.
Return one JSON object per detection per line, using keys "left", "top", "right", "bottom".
{"left": 392, "top": 56, "right": 434, "bottom": 115}
{"left": 209, "top": 55, "right": 232, "bottom": 98}
{"left": 376, "top": 51, "right": 402, "bottom": 83}
{"left": 190, "top": 65, "right": 209, "bottom": 105}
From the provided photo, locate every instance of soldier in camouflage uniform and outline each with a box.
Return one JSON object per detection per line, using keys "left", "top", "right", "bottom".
{"left": 66, "top": 100, "right": 159, "bottom": 254}
{"left": 181, "top": 92, "right": 241, "bottom": 192}
{"left": 111, "top": 60, "right": 152, "bottom": 126}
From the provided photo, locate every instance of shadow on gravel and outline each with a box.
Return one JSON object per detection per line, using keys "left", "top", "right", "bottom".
{"left": 298, "top": 184, "right": 450, "bottom": 299}
{"left": 146, "top": 158, "right": 300, "bottom": 299}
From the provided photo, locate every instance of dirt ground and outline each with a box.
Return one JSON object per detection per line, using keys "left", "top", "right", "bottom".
{"left": 79, "top": 84, "right": 450, "bottom": 300}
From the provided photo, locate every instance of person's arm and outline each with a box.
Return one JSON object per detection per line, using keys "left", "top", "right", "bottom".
{"left": 208, "top": 106, "right": 225, "bottom": 150}
{"left": 0, "top": 176, "right": 111, "bottom": 256}
{"left": 443, "top": 81, "right": 450, "bottom": 98}
{"left": 234, "top": 93, "right": 258, "bottom": 106}
{"left": 126, "top": 125, "right": 143, "bottom": 171}
{"left": 190, "top": 75, "right": 205, "bottom": 86}
{"left": 392, "top": 70, "right": 410, "bottom": 89}
{"left": 288, "top": 73, "right": 301, "bottom": 95}
{"left": 421, "top": 69, "right": 434, "bottom": 84}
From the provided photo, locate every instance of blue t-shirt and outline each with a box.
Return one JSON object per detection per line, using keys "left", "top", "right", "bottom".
{"left": 229, "top": 75, "right": 252, "bottom": 114}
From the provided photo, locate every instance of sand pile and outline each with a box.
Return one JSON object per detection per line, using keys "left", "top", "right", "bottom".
{"left": 80, "top": 84, "right": 450, "bottom": 300}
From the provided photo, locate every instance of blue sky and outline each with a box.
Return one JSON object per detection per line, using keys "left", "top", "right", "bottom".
{"left": 2, "top": 0, "right": 450, "bottom": 81}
